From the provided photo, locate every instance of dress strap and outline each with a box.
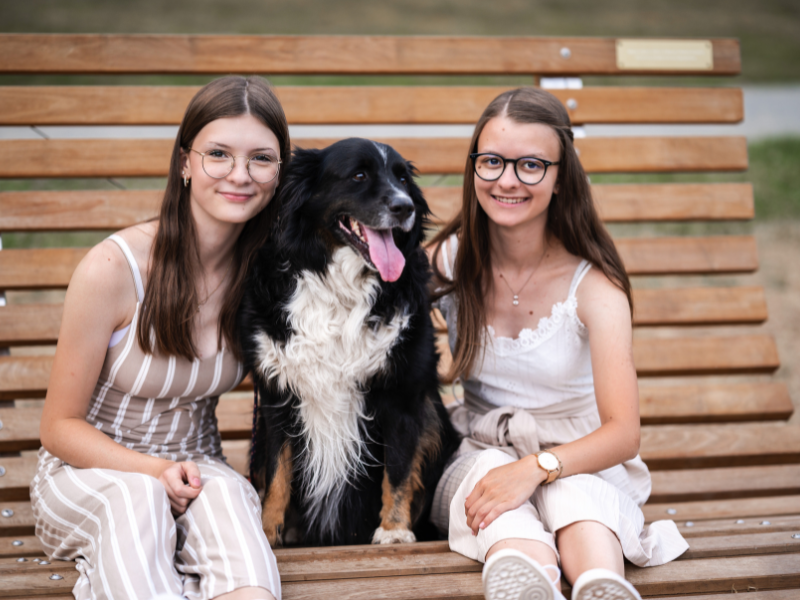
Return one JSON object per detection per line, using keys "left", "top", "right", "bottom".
{"left": 441, "top": 234, "right": 458, "bottom": 280}
{"left": 567, "top": 259, "right": 592, "bottom": 298}
{"left": 107, "top": 234, "right": 145, "bottom": 303}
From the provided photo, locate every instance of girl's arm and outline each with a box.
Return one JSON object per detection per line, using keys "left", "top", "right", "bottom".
{"left": 39, "top": 238, "right": 202, "bottom": 513}
{"left": 465, "top": 269, "right": 640, "bottom": 533}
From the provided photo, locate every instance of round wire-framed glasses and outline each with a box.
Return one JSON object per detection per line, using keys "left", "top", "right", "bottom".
{"left": 470, "top": 153, "right": 559, "bottom": 185}
{"left": 189, "top": 148, "right": 281, "bottom": 184}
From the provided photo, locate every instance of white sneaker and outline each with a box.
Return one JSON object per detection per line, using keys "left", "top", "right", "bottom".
{"left": 482, "top": 548, "right": 562, "bottom": 600}
{"left": 571, "top": 568, "right": 641, "bottom": 600}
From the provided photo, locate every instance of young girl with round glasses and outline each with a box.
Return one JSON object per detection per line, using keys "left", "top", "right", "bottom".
{"left": 32, "top": 76, "right": 286, "bottom": 600}
{"left": 427, "top": 88, "right": 688, "bottom": 600}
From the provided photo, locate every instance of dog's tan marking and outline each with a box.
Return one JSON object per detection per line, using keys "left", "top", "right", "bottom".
{"left": 262, "top": 443, "right": 293, "bottom": 547}
{"left": 373, "top": 397, "right": 443, "bottom": 544}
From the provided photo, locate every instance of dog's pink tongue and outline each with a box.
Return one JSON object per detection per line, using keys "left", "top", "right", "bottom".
{"left": 363, "top": 226, "right": 405, "bottom": 282}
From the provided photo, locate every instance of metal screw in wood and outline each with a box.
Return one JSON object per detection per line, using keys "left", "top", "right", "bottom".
{"left": 50, "top": 574, "right": 63, "bottom": 580}
{"left": 566, "top": 99, "right": 578, "bottom": 110}
{"left": 560, "top": 47, "right": 571, "bottom": 59}
{"left": 685, "top": 522, "right": 694, "bottom": 527}
{"left": 761, "top": 521, "right": 771, "bottom": 525}
{"left": 17, "top": 557, "right": 27, "bottom": 562}
{"left": 1, "top": 508, "right": 13, "bottom": 517}
{"left": 0, "top": 466, "right": 6, "bottom": 477}
{"left": 12, "top": 540, "right": 23, "bottom": 546}
{"left": 735, "top": 519, "right": 745, "bottom": 524}
{"left": 792, "top": 534, "right": 800, "bottom": 539}
{"left": 666, "top": 508, "right": 677, "bottom": 515}
{"left": 40, "top": 561, "right": 50, "bottom": 565}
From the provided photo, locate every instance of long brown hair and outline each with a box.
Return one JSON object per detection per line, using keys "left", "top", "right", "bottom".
{"left": 138, "top": 76, "right": 290, "bottom": 361}
{"left": 430, "top": 87, "right": 632, "bottom": 381}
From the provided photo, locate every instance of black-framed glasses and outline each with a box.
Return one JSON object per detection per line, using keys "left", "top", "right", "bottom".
{"left": 470, "top": 153, "right": 559, "bottom": 186}
{"left": 189, "top": 148, "right": 281, "bottom": 184}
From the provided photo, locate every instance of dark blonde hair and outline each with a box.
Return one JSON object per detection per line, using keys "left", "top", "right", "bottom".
{"left": 430, "top": 87, "right": 632, "bottom": 381}
{"left": 138, "top": 76, "right": 290, "bottom": 360}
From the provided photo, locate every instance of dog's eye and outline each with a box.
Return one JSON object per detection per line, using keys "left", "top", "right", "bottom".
{"left": 353, "top": 172, "right": 367, "bottom": 182}
{"left": 399, "top": 176, "right": 409, "bottom": 187}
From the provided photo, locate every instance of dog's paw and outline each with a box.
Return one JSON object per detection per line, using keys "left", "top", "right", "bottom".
{"left": 371, "top": 526, "right": 417, "bottom": 544}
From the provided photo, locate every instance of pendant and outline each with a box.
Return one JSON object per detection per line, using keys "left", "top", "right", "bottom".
{"left": 512, "top": 295, "right": 519, "bottom": 306}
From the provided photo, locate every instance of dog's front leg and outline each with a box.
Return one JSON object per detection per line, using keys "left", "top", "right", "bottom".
{"left": 261, "top": 442, "right": 293, "bottom": 547}
{"left": 372, "top": 398, "right": 442, "bottom": 544}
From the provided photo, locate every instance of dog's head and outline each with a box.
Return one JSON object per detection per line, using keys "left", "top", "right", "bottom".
{"left": 277, "top": 138, "right": 429, "bottom": 282}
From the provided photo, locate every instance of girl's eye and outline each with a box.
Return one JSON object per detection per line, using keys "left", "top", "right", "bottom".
{"left": 251, "top": 154, "right": 276, "bottom": 164}
{"left": 353, "top": 172, "right": 367, "bottom": 182}
{"left": 485, "top": 157, "right": 501, "bottom": 167}
{"left": 208, "top": 149, "right": 229, "bottom": 160}
{"left": 522, "top": 159, "right": 543, "bottom": 170}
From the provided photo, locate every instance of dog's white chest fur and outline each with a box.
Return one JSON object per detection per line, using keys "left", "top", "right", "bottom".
{"left": 254, "top": 247, "right": 409, "bottom": 533}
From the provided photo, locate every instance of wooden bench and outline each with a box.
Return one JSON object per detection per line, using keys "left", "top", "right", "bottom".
{"left": 1, "top": 34, "right": 799, "bottom": 598}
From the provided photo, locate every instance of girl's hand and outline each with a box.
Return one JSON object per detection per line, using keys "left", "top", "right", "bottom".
{"left": 464, "top": 455, "right": 548, "bottom": 535}
{"left": 157, "top": 461, "right": 203, "bottom": 515}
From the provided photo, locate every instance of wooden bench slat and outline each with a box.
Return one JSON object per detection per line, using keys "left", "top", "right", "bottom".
{"left": 618, "top": 235, "right": 758, "bottom": 276}
{"left": 0, "top": 137, "right": 748, "bottom": 179}
{"left": 650, "top": 465, "right": 800, "bottom": 502}
{"left": 0, "top": 183, "right": 754, "bottom": 234}
{"left": 639, "top": 382, "right": 793, "bottom": 424}
{"left": 641, "top": 424, "right": 800, "bottom": 470}
{"left": 0, "top": 236, "right": 759, "bottom": 292}
{"left": 0, "top": 86, "right": 744, "bottom": 126}
{"left": 0, "top": 35, "right": 741, "bottom": 76}
{"left": 633, "top": 335, "right": 779, "bottom": 377}
{"left": 675, "top": 515, "right": 800, "bottom": 538}
{"left": 644, "top": 495, "right": 800, "bottom": 524}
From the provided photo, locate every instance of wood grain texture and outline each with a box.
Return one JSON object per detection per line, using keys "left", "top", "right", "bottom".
{"left": 0, "top": 86, "right": 744, "bottom": 126}
{"left": 1, "top": 183, "right": 754, "bottom": 234}
{"left": 675, "top": 514, "right": 800, "bottom": 538}
{"left": 639, "top": 382, "right": 794, "bottom": 424}
{"left": 633, "top": 335, "right": 779, "bottom": 377}
{"left": 0, "top": 136, "right": 748, "bottom": 179}
{"left": 640, "top": 424, "right": 800, "bottom": 470}
{"left": 0, "top": 35, "right": 741, "bottom": 76}
{"left": 644, "top": 495, "right": 800, "bottom": 523}
{"left": 0, "top": 237, "right": 759, "bottom": 292}
{"left": 632, "top": 286, "right": 767, "bottom": 326}
{"left": 0, "top": 304, "right": 63, "bottom": 347}
{"left": 617, "top": 235, "right": 759, "bottom": 276}
{"left": 650, "top": 465, "right": 800, "bottom": 502}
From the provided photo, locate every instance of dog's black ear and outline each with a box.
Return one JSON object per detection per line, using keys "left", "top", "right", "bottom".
{"left": 405, "top": 161, "right": 431, "bottom": 246}
{"left": 278, "top": 147, "right": 329, "bottom": 272}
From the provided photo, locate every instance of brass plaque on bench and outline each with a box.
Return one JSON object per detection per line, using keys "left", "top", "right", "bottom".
{"left": 616, "top": 39, "right": 714, "bottom": 71}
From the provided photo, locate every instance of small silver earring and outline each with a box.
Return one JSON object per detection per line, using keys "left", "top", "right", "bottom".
{"left": 182, "top": 171, "right": 189, "bottom": 187}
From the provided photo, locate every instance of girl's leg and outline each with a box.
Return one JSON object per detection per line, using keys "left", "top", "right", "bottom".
{"left": 555, "top": 520, "right": 624, "bottom": 581}
{"left": 216, "top": 587, "right": 276, "bottom": 600}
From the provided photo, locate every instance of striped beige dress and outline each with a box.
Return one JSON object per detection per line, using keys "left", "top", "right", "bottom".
{"left": 429, "top": 235, "right": 689, "bottom": 567}
{"left": 30, "top": 235, "right": 281, "bottom": 600}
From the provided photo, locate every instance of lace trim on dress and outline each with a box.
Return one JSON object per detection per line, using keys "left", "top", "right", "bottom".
{"left": 487, "top": 295, "right": 587, "bottom": 354}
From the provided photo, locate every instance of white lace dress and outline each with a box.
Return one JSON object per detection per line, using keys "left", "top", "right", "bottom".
{"left": 430, "top": 235, "right": 688, "bottom": 567}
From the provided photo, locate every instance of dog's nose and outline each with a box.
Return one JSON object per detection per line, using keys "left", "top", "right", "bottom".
{"left": 387, "top": 196, "right": 415, "bottom": 221}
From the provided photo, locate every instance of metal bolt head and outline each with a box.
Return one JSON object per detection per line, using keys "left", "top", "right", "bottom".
{"left": 39, "top": 560, "right": 50, "bottom": 565}
{"left": 12, "top": 540, "right": 23, "bottom": 546}
{"left": 0, "top": 465, "right": 6, "bottom": 477}
{"left": 760, "top": 520, "right": 771, "bottom": 526}
{"left": 685, "top": 521, "right": 694, "bottom": 527}
{"left": 792, "top": 534, "right": 800, "bottom": 539}
{"left": 566, "top": 98, "right": 578, "bottom": 110}
{"left": 560, "top": 47, "right": 572, "bottom": 59}
{"left": 666, "top": 508, "right": 677, "bottom": 515}
{"left": 735, "top": 519, "right": 745, "bottom": 524}
{"left": 1, "top": 508, "right": 14, "bottom": 517}
{"left": 17, "top": 557, "right": 27, "bottom": 562}
{"left": 33, "top": 558, "right": 42, "bottom": 563}
{"left": 50, "top": 574, "right": 64, "bottom": 580}
{"left": 0, "top": 419, "right": 3, "bottom": 430}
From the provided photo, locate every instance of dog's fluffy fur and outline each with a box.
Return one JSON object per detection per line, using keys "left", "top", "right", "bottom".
{"left": 239, "top": 138, "right": 460, "bottom": 546}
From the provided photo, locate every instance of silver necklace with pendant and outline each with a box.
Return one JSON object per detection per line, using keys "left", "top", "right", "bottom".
{"left": 497, "top": 249, "right": 546, "bottom": 307}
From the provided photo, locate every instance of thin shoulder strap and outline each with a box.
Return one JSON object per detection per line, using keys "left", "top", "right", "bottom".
{"left": 107, "top": 234, "right": 145, "bottom": 303}
{"left": 568, "top": 259, "right": 592, "bottom": 298}
{"left": 441, "top": 234, "right": 458, "bottom": 280}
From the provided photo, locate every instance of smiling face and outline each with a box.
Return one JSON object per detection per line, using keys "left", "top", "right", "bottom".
{"left": 181, "top": 113, "right": 281, "bottom": 228}
{"left": 474, "top": 115, "right": 561, "bottom": 234}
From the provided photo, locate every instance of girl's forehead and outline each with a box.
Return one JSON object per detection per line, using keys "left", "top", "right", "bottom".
{"left": 478, "top": 116, "right": 560, "bottom": 158}
{"left": 194, "top": 114, "right": 279, "bottom": 150}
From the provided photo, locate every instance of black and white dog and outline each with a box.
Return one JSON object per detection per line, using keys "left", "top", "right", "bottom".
{"left": 239, "top": 138, "right": 460, "bottom": 546}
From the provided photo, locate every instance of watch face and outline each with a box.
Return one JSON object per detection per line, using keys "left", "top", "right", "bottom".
{"left": 538, "top": 452, "right": 559, "bottom": 471}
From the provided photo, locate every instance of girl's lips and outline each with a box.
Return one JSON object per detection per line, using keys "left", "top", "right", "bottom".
{"left": 492, "top": 195, "right": 530, "bottom": 205}
{"left": 219, "top": 191, "right": 254, "bottom": 203}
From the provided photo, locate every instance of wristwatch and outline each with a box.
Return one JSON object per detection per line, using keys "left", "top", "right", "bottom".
{"left": 534, "top": 450, "right": 563, "bottom": 485}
